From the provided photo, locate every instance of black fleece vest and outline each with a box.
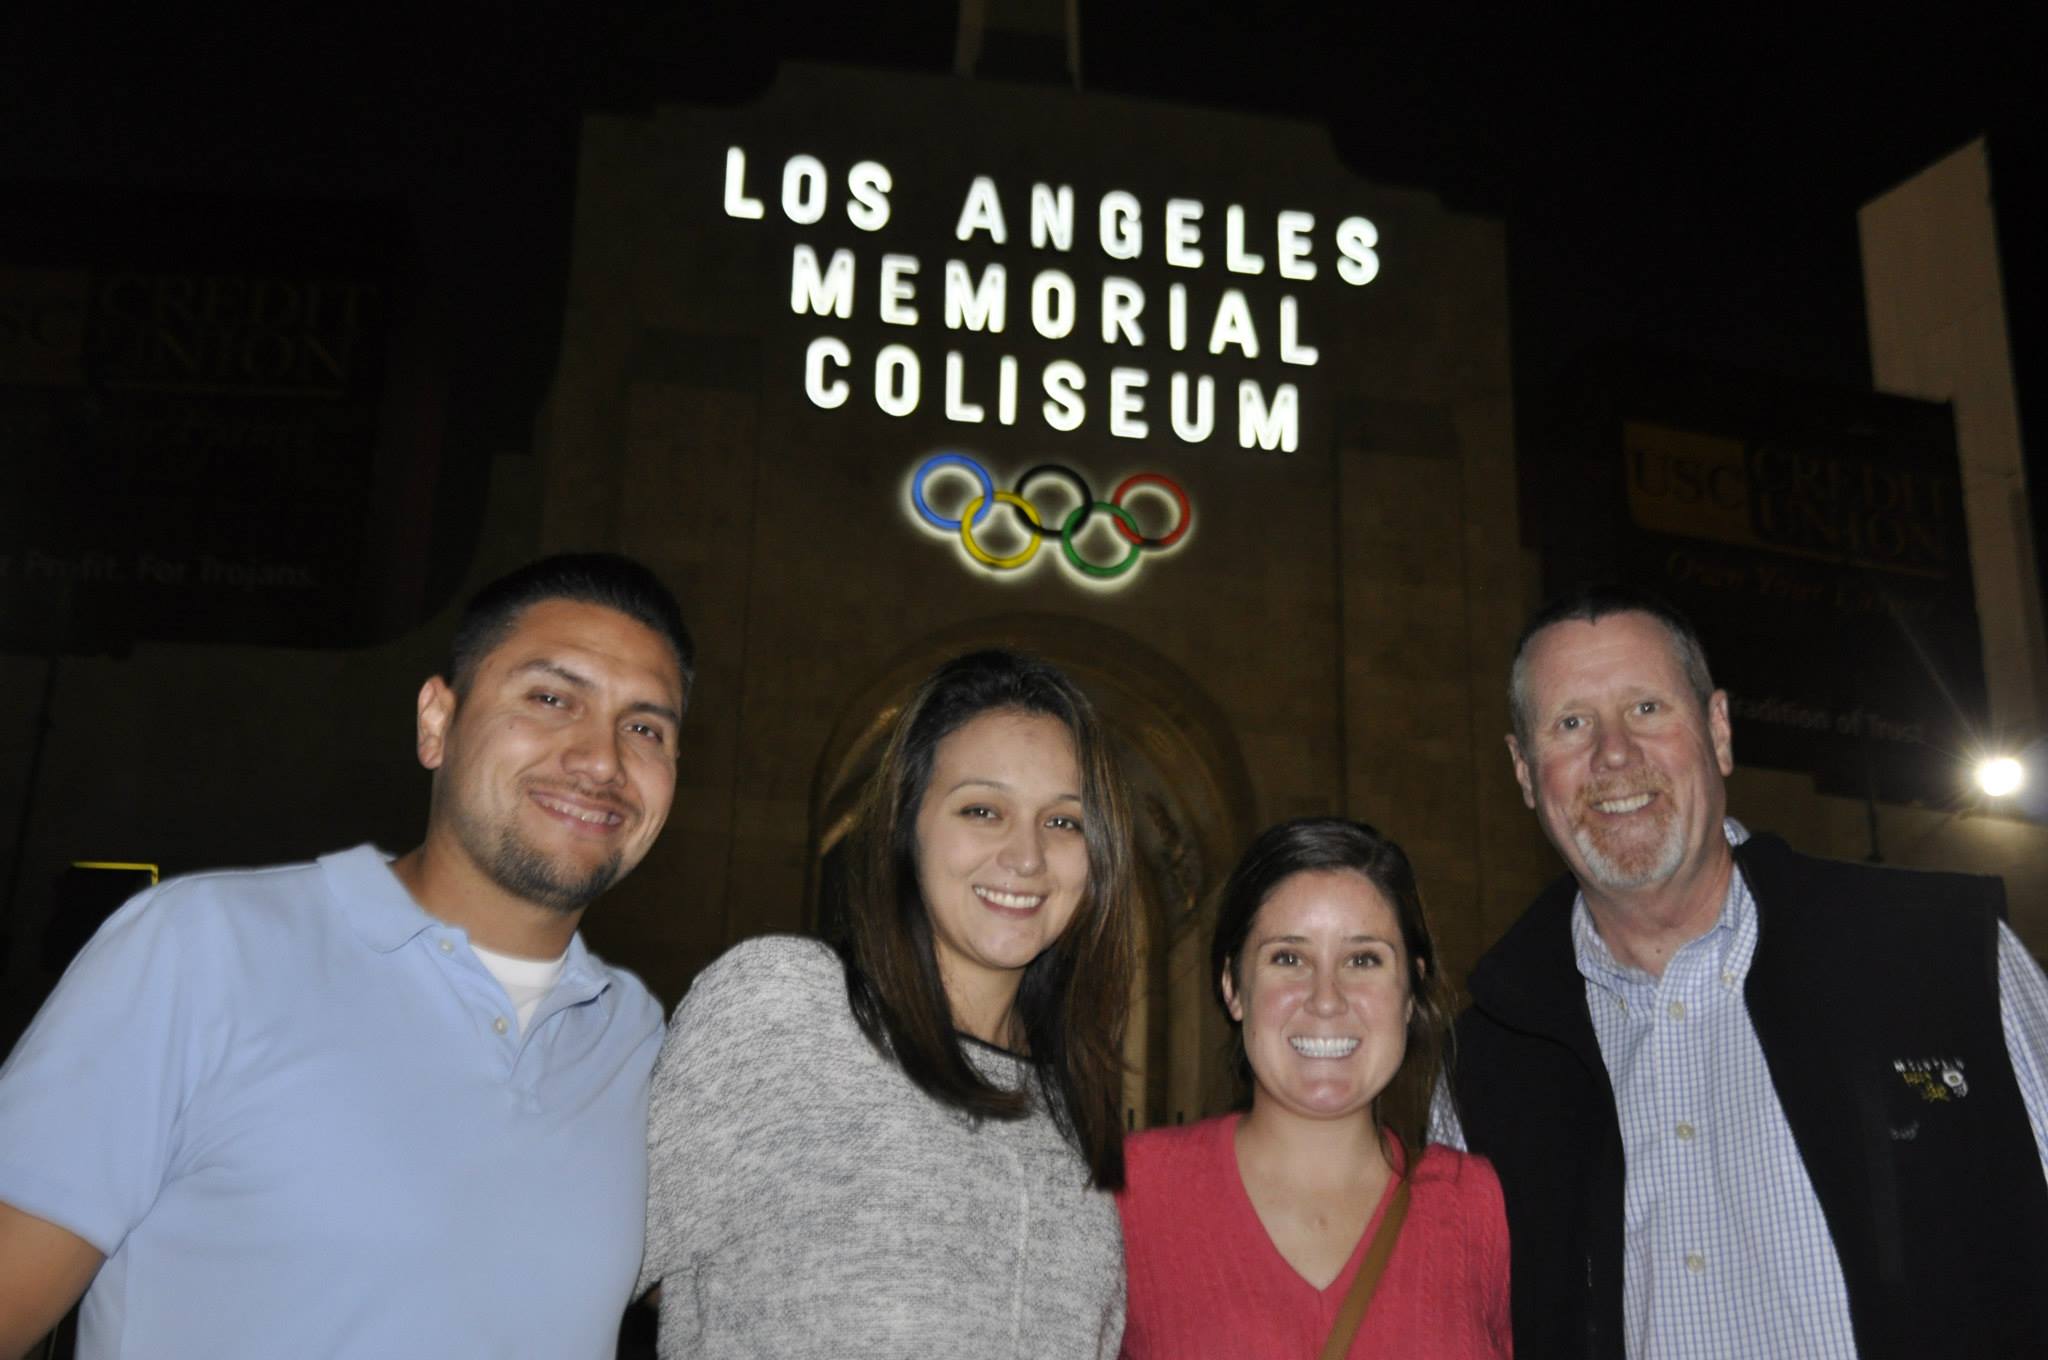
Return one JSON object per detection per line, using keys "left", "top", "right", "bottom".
{"left": 1450, "top": 835, "right": 2048, "bottom": 1360}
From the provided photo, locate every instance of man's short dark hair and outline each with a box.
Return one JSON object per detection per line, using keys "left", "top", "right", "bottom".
{"left": 447, "top": 553, "right": 695, "bottom": 696}
{"left": 1508, "top": 582, "right": 1714, "bottom": 744}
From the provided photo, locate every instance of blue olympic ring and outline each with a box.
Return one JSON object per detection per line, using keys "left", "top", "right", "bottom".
{"left": 911, "top": 453, "right": 995, "bottom": 531}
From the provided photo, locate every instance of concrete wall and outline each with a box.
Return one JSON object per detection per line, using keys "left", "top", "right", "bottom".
{"left": 1850, "top": 139, "right": 2048, "bottom": 954}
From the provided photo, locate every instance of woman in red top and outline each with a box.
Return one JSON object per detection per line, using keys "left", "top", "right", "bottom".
{"left": 1117, "top": 817, "right": 1510, "bottom": 1359}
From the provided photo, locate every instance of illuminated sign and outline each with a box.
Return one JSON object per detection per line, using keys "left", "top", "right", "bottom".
{"left": 724, "top": 147, "right": 1381, "bottom": 455}
{"left": 907, "top": 453, "right": 1191, "bottom": 586}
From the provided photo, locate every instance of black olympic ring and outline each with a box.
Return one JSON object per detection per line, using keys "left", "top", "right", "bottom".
{"left": 1009, "top": 464, "right": 1095, "bottom": 540}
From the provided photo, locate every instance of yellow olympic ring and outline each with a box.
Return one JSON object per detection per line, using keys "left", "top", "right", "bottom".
{"left": 959, "top": 492, "right": 1043, "bottom": 569}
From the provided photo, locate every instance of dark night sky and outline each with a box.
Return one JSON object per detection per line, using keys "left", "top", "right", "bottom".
{"left": 5, "top": 2, "right": 2044, "bottom": 581}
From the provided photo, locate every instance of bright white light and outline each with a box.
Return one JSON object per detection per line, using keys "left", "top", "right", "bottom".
{"left": 1977, "top": 756, "right": 2025, "bottom": 798}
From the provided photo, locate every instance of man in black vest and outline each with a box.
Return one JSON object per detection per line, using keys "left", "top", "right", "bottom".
{"left": 1438, "top": 584, "right": 2048, "bottom": 1359}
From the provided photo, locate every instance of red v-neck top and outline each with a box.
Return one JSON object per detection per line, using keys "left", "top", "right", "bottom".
{"left": 1117, "top": 1113, "right": 1511, "bottom": 1359}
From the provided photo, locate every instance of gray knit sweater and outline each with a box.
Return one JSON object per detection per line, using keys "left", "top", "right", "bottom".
{"left": 640, "top": 936, "right": 1125, "bottom": 1358}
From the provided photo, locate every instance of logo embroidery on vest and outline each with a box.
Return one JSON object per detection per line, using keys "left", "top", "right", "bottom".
{"left": 1893, "top": 1056, "right": 1969, "bottom": 1101}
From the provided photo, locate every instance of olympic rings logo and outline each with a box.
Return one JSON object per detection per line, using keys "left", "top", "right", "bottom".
{"left": 908, "top": 454, "right": 1193, "bottom": 582}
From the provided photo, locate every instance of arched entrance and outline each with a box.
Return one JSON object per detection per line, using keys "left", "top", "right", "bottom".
{"left": 805, "top": 614, "right": 1257, "bottom": 1129}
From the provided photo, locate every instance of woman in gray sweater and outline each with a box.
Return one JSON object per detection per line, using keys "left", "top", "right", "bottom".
{"left": 639, "top": 650, "right": 1137, "bottom": 1357}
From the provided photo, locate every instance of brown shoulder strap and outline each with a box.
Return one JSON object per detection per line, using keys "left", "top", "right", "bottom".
{"left": 1317, "top": 1178, "right": 1411, "bottom": 1360}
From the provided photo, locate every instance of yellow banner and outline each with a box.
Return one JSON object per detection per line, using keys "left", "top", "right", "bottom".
{"left": 1624, "top": 421, "right": 1756, "bottom": 547}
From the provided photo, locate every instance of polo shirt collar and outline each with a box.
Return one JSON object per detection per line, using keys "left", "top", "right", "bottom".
{"left": 318, "top": 845, "right": 613, "bottom": 1003}
{"left": 552, "top": 932, "right": 611, "bottom": 1004}
{"left": 321, "top": 844, "right": 440, "bottom": 952}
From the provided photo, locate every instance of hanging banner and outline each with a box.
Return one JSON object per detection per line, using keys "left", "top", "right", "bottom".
{"left": 1526, "top": 348, "right": 1986, "bottom": 804}
{"left": 0, "top": 187, "right": 445, "bottom": 652}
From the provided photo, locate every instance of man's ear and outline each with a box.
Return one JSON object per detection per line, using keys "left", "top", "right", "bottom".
{"left": 1708, "top": 689, "right": 1735, "bottom": 777}
{"left": 1506, "top": 733, "right": 1537, "bottom": 810}
{"left": 416, "top": 677, "right": 457, "bottom": 772}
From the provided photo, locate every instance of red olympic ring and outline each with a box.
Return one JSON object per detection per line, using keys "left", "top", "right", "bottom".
{"left": 1110, "top": 473, "right": 1193, "bottom": 548}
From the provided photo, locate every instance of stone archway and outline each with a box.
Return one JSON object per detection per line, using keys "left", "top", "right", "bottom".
{"left": 805, "top": 613, "right": 1257, "bottom": 1128}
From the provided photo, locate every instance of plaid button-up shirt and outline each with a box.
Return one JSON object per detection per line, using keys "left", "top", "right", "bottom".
{"left": 1434, "top": 820, "right": 2048, "bottom": 1358}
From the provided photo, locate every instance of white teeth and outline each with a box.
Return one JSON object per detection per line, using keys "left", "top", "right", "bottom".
{"left": 1289, "top": 1036, "right": 1360, "bottom": 1059}
{"left": 974, "top": 886, "right": 1045, "bottom": 910}
{"left": 1594, "top": 793, "right": 1652, "bottom": 814}
{"left": 537, "top": 796, "right": 620, "bottom": 825}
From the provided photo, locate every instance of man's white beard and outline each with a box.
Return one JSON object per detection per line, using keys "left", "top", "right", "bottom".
{"left": 1572, "top": 809, "right": 1686, "bottom": 894}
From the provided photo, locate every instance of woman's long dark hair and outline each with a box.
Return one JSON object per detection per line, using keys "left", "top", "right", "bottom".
{"left": 837, "top": 650, "right": 1135, "bottom": 1189}
{"left": 1209, "top": 817, "right": 1447, "bottom": 1158}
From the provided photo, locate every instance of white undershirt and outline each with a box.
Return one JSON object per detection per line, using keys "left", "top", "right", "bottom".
{"left": 469, "top": 941, "right": 568, "bottom": 1034}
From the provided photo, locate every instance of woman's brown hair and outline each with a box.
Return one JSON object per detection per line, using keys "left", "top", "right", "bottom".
{"left": 837, "top": 649, "right": 1135, "bottom": 1189}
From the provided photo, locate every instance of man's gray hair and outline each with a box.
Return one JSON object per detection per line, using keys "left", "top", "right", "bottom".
{"left": 1508, "top": 584, "right": 1716, "bottom": 745}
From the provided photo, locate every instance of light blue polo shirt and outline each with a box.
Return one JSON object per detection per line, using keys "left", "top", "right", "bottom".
{"left": 0, "top": 846, "right": 665, "bottom": 1358}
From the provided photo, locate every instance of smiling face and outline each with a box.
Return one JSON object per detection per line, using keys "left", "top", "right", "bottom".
{"left": 1223, "top": 869, "right": 1414, "bottom": 1124}
{"left": 418, "top": 598, "right": 685, "bottom": 915}
{"left": 913, "top": 708, "right": 1090, "bottom": 1037}
{"left": 1507, "top": 611, "right": 1734, "bottom": 904}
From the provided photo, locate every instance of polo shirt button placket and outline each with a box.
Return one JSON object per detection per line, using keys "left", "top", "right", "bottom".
{"left": 507, "top": 1028, "right": 544, "bottom": 1112}
{"left": 491, "top": 1014, "right": 518, "bottom": 1084}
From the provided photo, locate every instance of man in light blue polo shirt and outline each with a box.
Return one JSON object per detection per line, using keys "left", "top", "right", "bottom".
{"left": 0, "top": 553, "right": 694, "bottom": 1359}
